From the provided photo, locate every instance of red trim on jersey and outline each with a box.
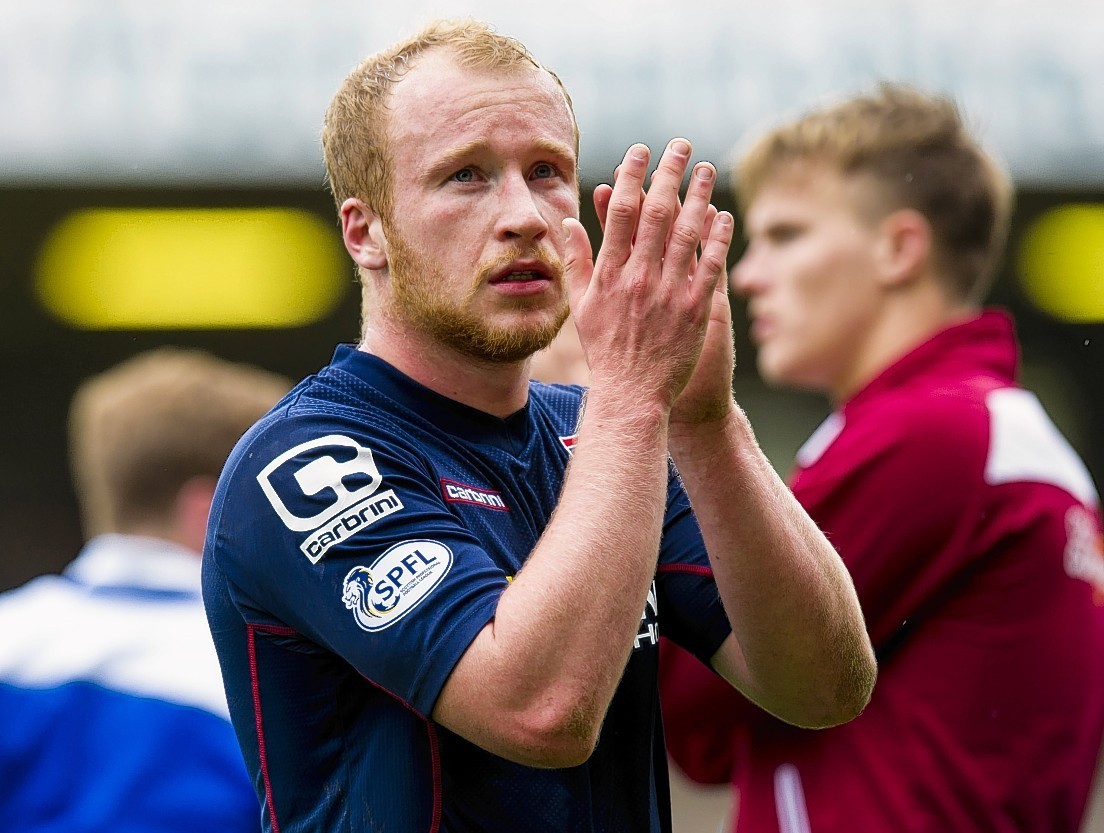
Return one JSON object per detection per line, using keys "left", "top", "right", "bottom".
{"left": 358, "top": 673, "right": 443, "bottom": 832}
{"left": 658, "top": 563, "right": 714, "bottom": 578}
{"left": 426, "top": 721, "right": 443, "bottom": 833}
{"left": 249, "top": 623, "right": 297, "bottom": 833}
{"left": 245, "top": 622, "right": 443, "bottom": 833}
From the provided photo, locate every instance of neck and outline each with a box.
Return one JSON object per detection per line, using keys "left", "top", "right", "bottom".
{"left": 830, "top": 282, "right": 978, "bottom": 404}
{"left": 360, "top": 319, "right": 533, "bottom": 418}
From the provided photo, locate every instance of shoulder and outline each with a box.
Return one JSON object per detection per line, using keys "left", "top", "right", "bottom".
{"left": 226, "top": 376, "right": 431, "bottom": 479}
{"left": 984, "top": 387, "right": 1098, "bottom": 504}
{"left": 210, "top": 401, "right": 433, "bottom": 556}
{"left": 878, "top": 380, "right": 1095, "bottom": 504}
{"left": 828, "top": 382, "right": 993, "bottom": 476}
{"left": 0, "top": 575, "right": 65, "bottom": 638}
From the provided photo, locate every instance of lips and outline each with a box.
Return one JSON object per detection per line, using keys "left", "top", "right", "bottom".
{"left": 489, "top": 260, "right": 553, "bottom": 284}
{"left": 494, "top": 270, "right": 544, "bottom": 283}
{"left": 749, "top": 314, "right": 774, "bottom": 344}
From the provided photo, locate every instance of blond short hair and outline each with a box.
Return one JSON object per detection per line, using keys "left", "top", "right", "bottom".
{"left": 322, "top": 17, "right": 579, "bottom": 222}
{"left": 735, "top": 83, "right": 1014, "bottom": 302}
{"left": 69, "top": 348, "right": 291, "bottom": 537}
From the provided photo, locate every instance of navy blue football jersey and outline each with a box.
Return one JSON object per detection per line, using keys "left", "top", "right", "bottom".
{"left": 203, "top": 345, "right": 732, "bottom": 833}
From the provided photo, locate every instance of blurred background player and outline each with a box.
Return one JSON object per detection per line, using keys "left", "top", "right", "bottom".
{"left": 0, "top": 348, "right": 289, "bottom": 831}
{"left": 659, "top": 83, "right": 1104, "bottom": 833}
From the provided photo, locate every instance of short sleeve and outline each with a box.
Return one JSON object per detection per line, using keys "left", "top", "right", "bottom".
{"left": 655, "top": 468, "right": 731, "bottom": 666}
{"left": 210, "top": 415, "right": 508, "bottom": 717}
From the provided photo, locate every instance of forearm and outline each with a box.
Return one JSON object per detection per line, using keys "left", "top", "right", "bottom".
{"left": 435, "top": 391, "right": 671, "bottom": 764}
{"left": 669, "top": 405, "right": 876, "bottom": 728}
{"left": 434, "top": 137, "right": 735, "bottom": 765}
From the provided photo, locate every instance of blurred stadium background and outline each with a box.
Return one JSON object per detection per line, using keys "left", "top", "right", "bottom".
{"left": 2, "top": 0, "right": 1101, "bottom": 629}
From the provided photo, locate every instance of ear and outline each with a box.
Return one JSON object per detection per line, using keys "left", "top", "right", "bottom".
{"left": 340, "top": 198, "right": 389, "bottom": 271}
{"left": 874, "top": 208, "right": 932, "bottom": 288}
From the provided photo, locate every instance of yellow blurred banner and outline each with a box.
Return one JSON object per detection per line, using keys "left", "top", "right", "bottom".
{"left": 35, "top": 208, "right": 348, "bottom": 329}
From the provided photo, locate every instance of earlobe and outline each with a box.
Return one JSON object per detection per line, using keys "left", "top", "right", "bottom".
{"left": 340, "top": 198, "right": 389, "bottom": 271}
{"left": 877, "top": 209, "right": 931, "bottom": 287}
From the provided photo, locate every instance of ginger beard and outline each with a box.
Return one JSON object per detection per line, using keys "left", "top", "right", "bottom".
{"left": 383, "top": 228, "right": 569, "bottom": 364}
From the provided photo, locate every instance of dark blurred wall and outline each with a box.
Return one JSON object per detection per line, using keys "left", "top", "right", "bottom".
{"left": 0, "top": 186, "right": 1100, "bottom": 592}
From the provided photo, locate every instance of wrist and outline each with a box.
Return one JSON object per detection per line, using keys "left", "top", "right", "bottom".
{"left": 668, "top": 403, "right": 756, "bottom": 466}
{"left": 581, "top": 384, "right": 671, "bottom": 436}
{"left": 669, "top": 397, "right": 738, "bottom": 436}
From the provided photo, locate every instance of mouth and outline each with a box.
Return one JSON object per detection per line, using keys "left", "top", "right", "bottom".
{"left": 493, "top": 270, "right": 546, "bottom": 283}
{"left": 748, "top": 314, "right": 773, "bottom": 344}
{"left": 489, "top": 261, "right": 554, "bottom": 285}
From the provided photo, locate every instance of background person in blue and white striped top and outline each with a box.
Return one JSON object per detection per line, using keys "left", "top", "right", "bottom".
{"left": 0, "top": 347, "right": 289, "bottom": 832}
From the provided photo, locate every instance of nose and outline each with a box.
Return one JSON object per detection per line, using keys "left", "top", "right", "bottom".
{"left": 729, "top": 248, "right": 760, "bottom": 298}
{"left": 495, "top": 172, "right": 549, "bottom": 243}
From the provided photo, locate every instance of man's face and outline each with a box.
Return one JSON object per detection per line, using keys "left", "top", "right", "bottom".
{"left": 378, "top": 52, "right": 579, "bottom": 363}
{"left": 730, "top": 163, "right": 887, "bottom": 398}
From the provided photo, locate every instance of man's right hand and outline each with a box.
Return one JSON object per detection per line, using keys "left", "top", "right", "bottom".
{"left": 561, "top": 139, "right": 734, "bottom": 417}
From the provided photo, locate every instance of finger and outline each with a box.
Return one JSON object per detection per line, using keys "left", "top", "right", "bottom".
{"left": 592, "top": 184, "right": 613, "bottom": 235}
{"left": 690, "top": 211, "right": 735, "bottom": 306}
{"left": 659, "top": 183, "right": 715, "bottom": 265}
{"left": 597, "top": 144, "right": 651, "bottom": 266}
{"left": 633, "top": 138, "right": 693, "bottom": 261}
{"left": 600, "top": 165, "right": 648, "bottom": 242}
{"left": 663, "top": 162, "right": 717, "bottom": 282}
{"left": 655, "top": 184, "right": 716, "bottom": 265}
{"left": 687, "top": 203, "right": 720, "bottom": 276}
{"left": 701, "top": 204, "right": 719, "bottom": 249}
{"left": 561, "top": 217, "right": 595, "bottom": 310}
{"left": 595, "top": 182, "right": 648, "bottom": 251}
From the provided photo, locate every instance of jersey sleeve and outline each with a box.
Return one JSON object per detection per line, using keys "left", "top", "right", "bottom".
{"left": 654, "top": 466, "right": 732, "bottom": 668}
{"left": 655, "top": 468, "right": 762, "bottom": 786}
{"left": 208, "top": 413, "right": 507, "bottom": 718}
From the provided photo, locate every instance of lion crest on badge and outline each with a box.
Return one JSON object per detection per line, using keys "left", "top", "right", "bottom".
{"left": 342, "top": 566, "right": 399, "bottom": 629}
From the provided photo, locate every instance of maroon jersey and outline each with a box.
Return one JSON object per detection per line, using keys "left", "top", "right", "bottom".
{"left": 660, "top": 310, "right": 1104, "bottom": 833}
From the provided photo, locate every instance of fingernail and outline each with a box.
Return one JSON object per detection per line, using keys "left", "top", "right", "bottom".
{"left": 695, "top": 164, "right": 714, "bottom": 180}
{"left": 630, "top": 145, "right": 649, "bottom": 161}
{"left": 670, "top": 139, "right": 690, "bottom": 156}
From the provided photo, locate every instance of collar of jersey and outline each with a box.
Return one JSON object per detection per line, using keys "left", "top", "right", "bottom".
{"left": 63, "top": 534, "right": 202, "bottom": 600}
{"left": 329, "top": 344, "right": 533, "bottom": 450}
{"left": 843, "top": 308, "right": 1018, "bottom": 413}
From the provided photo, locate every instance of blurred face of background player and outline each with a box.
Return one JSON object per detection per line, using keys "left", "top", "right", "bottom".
{"left": 377, "top": 50, "right": 579, "bottom": 363}
{"left": 731, "top": 161, "right": 900, "bottom": 402}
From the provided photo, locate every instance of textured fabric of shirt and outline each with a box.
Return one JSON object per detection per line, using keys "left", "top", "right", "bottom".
{"left": 203, "top": 345, "right": 731, "bottom": 833}
{"left": 660, "top": 310, "right": 1104, "bottom": 833}
{"left": 0, "top": 534, "right": 260, "bottom": 832}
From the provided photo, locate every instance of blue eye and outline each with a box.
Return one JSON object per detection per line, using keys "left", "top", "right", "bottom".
{"left": 532, "top": 163, "right": 555, "bottom": 179}
{"left": 452, "top": 168, "right": 476, "bottom": 183}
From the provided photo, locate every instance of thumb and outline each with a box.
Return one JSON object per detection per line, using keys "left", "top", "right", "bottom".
{"left": 561, "top": 217, "right": 594, "bottom": 310}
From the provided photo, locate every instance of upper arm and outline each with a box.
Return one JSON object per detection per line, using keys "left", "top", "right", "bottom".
{"left": 213, "top": 418, "right": 508, "bottom": 717}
